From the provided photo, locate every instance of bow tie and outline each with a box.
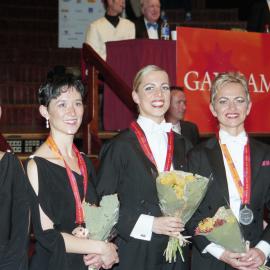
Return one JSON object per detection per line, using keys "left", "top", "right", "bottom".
{"left": 152, "top": 122, "right": 172, "bottom": 133}
{"left": 147, "top": 22, "right": 158, "bottom": 30}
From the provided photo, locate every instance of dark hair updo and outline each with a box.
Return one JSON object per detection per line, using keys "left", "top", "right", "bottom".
{"left": 38, "top": 71, "right": 86, "bottom": 107}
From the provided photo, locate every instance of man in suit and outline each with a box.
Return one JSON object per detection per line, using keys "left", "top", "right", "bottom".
{"left": 166, "top": 86, "right": 200, "bottom": 145}
{"left": 186, "top": 72, "right": 270, "bottom": 270}
{"left": 135, "top": 0, "right": 162, "bottom": 39}
{"left": 247, "top": 0, "right": 270, "bottom": 32}
{"left": 85, "top": 0, "right": 135, "bottom": 60}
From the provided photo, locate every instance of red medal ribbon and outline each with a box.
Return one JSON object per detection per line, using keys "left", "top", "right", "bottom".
{"left": 46, "top": 136, "right": 88, "bottom": 225}
{"left": 130, "top": 121, "right": 174, "bottom": 171}
{"left": 219, "top": 136, "right": 251, "bottom": 205}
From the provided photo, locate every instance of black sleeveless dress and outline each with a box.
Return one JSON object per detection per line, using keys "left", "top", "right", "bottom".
{"left": 26, "top": 155, "right": 98, "bottom": 270}
{"left": 0, "top": 152, "right": 29, "bottom": 270}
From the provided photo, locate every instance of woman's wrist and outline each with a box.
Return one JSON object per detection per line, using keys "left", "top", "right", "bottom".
{"left": 96, "top": 240, "right": 107, "bottom": 255}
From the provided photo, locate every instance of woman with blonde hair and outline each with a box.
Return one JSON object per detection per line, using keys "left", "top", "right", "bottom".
{"left": 94, "top": 65, "right": 191, "bottom": 270}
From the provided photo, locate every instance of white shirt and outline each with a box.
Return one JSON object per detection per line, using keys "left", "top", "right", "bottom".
{"left": 267, "top": 0, "right": 270, "bottom": 11}
{"left": 144, "top": 18, "right": 159, "bottom": 39}
{"left": 130, "top": 116, "right": 172, "bottom": 241}
{"left": 204, "top": 129, "right": 270, "bottom": 260}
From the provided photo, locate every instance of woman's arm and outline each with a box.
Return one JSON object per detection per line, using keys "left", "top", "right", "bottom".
{"left": 26, "top": 158, "right": 118, "bottom": 264}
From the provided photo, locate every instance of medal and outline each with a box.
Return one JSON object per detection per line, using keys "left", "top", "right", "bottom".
{"left": 220, "top": 137, "right": 253, "bottom": 226}
{"left": 239, "top": 205, "right": 254, "bottom": 225}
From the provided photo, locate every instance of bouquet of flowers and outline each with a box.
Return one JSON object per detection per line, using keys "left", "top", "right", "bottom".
{"left": 195, "top": 206, "right": 270, "bottom": 270}
{"left": 82, "top": 194, "right": 119, "bottom": 270}
{"left": 195, "top": 206, "right": 245, "bottom": 252}
{"left": 156, "top": 170, "right": 210, "bottom": 263}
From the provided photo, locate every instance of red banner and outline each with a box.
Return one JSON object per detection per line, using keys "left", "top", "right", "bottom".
{"left": 176, "top": 27, "right": 270, "bottom": 135}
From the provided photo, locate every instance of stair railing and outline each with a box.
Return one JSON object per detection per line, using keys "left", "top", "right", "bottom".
{"left": 82, "top": 43, "right": 136, "bottom": 155}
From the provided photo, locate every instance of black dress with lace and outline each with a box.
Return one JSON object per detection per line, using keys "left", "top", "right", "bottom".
{"left": 0, "top": 152, "right": 29, "bottom": 270}
{"left": 26, "top": 155, "right": 98, "bottom": 270}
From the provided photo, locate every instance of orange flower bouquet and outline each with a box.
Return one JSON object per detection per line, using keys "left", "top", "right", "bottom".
{"left": 156, "top": 171, "right": 210, "bottom": 263}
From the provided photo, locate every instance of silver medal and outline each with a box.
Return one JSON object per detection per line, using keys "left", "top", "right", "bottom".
{"left": 239, "top": 205, "right": 254, "bottom": 225}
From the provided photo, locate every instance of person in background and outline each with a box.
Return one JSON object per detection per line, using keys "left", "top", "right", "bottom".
{"left": 186, "top": 71, "right": 270, "bottom": 270}
{"left": 135, "top": 0, "right": 162, "bottom": 39}
{"left": 166, "top": 86, "right": 199, "bottom": 145}
{"left": 95, "top": 65, "right": 191, "bottom": 270}
{"left": 85, "top": 0, "right": 135, "bottom": 60}
{"left": 0, "top": 104, "right": 29, "bottom": 270}
{"left": 247, "top": 0, "right": 270, "bottom": 33}
{"left": 26, "top": 72, "right": 118, "bottom": 270}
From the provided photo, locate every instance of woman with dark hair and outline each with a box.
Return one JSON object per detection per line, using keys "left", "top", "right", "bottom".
{"left": 26, "top": 72, "right": 118, "bottom": 270}
{"left": 93, "top": 65, "right": 191, "bottom": 270}
{"left": 0, "top": 105, "right": 29, "bottom": 270}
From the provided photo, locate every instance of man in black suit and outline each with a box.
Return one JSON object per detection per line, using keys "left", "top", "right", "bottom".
{"left": 247, "top": 0, "right": 270, "bottom": 32}
{"left": 186, "top": 72, "right": 270, "bottom": 270}
{"left": 134, "top": 0, "right": 162, "bottom": 39}
{"left": 166, "top": 86, "right": 200, "bottom": 145}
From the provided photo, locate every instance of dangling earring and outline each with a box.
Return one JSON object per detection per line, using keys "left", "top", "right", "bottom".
{"left": 46, "top": 118, "right": 49, "bottom": 129}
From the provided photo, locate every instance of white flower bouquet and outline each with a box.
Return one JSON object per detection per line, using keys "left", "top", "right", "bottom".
{"left": 156, "top": 170, "right": 210, "bottom": 263}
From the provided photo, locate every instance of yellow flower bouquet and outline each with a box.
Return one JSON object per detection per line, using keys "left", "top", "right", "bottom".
{"left": 156, "top": 170, "right": 210, "bottom": 263}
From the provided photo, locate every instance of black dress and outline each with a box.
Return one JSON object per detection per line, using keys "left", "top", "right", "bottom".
{"left": 0, "top": 152, "right": 29, "bottom": 270}
{"left": 26, "top": 155, "right": 98, "bottom": 270}
{"left": 96, "top": 129, "right": 192, "bottom": 270}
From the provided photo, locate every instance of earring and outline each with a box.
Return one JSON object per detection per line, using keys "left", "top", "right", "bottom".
{"left": 46, "top": 118, "right": 49, "bottom": 129}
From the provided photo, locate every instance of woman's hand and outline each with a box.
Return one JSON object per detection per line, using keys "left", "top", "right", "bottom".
{"left": 83, "top": 254, "right": 103, "bottom": 269}
{"left": 239, "top": 248, "right": 266, "bottom": 270}
{"left": 100, "top": 242, "right": 119, "bottom": 269}
{"left": 152, "top": 216, "right": 184, "bottom": 237}
{"left": 220, "top": 250, "right": 255, "bottom": 270}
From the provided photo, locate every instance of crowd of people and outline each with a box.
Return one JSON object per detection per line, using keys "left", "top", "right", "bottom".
{"left": 1, "top": 65, "right": 270, "bottom": 270}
